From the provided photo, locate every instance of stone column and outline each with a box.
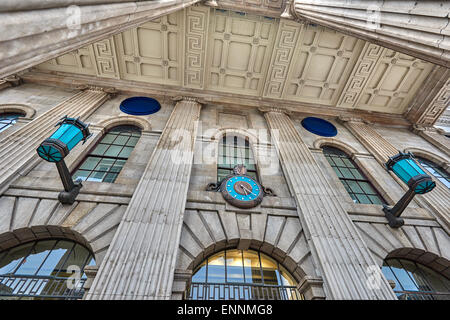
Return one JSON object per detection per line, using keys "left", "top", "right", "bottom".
{"left": 342, "top": 118, "right": 450, "bottom": 231}
{"left": 85, "top": 97, "right": 202, "bottom": 300}
{"left": 292, "top": 0, "right": 450, "bottom": 67}
{"left": 0, "top": 85, "right": 114, "bottom": 194}
{"left": 261, "top": 107, "right": 396, "bottom": 300}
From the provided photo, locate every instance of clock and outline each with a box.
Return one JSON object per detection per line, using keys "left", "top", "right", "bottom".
{"left": 221, "top": 175, "right": 264, "bottom": 209}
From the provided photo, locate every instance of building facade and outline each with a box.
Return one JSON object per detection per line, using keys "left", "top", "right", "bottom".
{"left": 0, "top": 1, "right": 449, "bottom": 300}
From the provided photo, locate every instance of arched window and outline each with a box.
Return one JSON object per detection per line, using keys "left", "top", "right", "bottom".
{"left": 381, "top": 258, "right": 450, "bottom": 300}
{"left": 188, "top": 249, "right": 302, "bottom": 300}
{"left": 0, "top": 239, "right": 95, "bottom": 300}
{"left": 218, "top": 135, "right": 258, "bottom": 182}
{"left": 415, "top": 156, "right": 450, "bottom": 189}
{"left": 322, "top": 146, "right": 385, "bottom": 204}
{"left": 0, "top": 112, "right": 24, "bottom": 133}
{"left": 72, "top": 125, "right": 141, "bottom": 183}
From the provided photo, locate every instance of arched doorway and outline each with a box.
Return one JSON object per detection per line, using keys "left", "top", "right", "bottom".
{"left": 187, "top": 249, "right": 303, "bottom": 300}
{"left": 382, "top": 258, "right": 450, "bottom": 300}
{"left": 0, "top": 239, "right": 95, "bottom": 300}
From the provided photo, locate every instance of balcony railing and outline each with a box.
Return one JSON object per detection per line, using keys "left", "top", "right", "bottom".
{"left": 0, "top": 274, "right": 86, "bottom": 300}
{"left": 395, "top": 290, "right": 450, "bottom": 300}
{"left": 187, "top": 282, "right": 303, "bottom": 300}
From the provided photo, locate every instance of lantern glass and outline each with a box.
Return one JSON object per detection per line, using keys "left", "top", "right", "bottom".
{"left": 49, "top": 123, "right": 84, "bottom": 151}
{"left": 37, "top": 117, "right": 90, "bottom": 163}
{"left": 388, "top": 153, "right": 435, "bottom": 194}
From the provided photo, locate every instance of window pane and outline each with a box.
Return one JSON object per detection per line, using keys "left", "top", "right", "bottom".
{"left": 91, "top": 144, "right": 109, "bottom": 156}
{"left": 243, "top": 251, "right": 262, "bottom": 284}
{"left": 15, "top": 241, "right": 56, "bottom": 276}
{"left": 118, "top": 146, "right": 134, "bottom": 158}
{"left": 260, "top": 254, "right": 279, "bottom": 286}
{"left": 192, "top": 260, "right": 207, "bottom": 283}
{"left": 207, "top": 252, "right": 226, "bottom": 283}
{"left": 101, "top": 133, "right": 117, "bottom": 144}
{"left": 388, "top": 259, "right": 419, "bottom": 292}
{"left": 104, "top": 145, "right": 123, "bottom": 157}
{"left": 103, "top": 172, "right": 118, "bottom": 183}
{"left": 79, "top": 157, "right": 100, "bottom": 171}
{"left": 0, "top": 242, "right": 34, "bottom": 275}
{"left": 226, "top": 250, "right": 244, "bottom": 283}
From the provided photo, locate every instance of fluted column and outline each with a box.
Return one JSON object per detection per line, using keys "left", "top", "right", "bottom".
{"left": 343, "top": 118, "right": 450, "bottom": 230}
{"left": 292, "top": 0, "right": 450, "bottom": 67}
{"left": 0, "top": 85, "right": 114, "bottom": 194}
{"left": 85, "top": 97, "right": 202, "bottom": 300}
{"left": 261, "top": 108, "right": 396, "bottom": 300}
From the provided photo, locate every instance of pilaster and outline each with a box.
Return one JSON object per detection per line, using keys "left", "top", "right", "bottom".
{"left": 341, "top": 118, "right": 450, "bottom": 231}
{"left": 85, "top": 98, "right": 202, "bottom": 300}
{"left": 0, "top": 85, "right": 114, "bottom": 194}
{"left": 261, "top": 108, "right": 396, "bottom": 300}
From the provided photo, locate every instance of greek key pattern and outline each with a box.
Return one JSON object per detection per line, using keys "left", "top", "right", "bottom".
{"left": 417, "top": 77, "right": 450, "bottom": 126}
{"left": 221, "top": 0, "right": 284, "bottom": 10}
{"left": 264, "top": 20, "right": 302, "bottom": 98}
{"left": 92, "top": 38, "right": 119, "bottom": 79}
{"left": 184, "top": 6, "right": 209, "bottom": 88}
{"left": 337, "top": 43, "right": 384, "bottom": 108}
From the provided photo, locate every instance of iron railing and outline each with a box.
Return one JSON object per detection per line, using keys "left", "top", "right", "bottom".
{"left": 395, "top": 290, "right": 450, "bottom": 300}
{"left": 0, "top": 274, "right": 86, "bottom": 300}
{"left": 187, "top": 282, "right": 302, "bottom": 300}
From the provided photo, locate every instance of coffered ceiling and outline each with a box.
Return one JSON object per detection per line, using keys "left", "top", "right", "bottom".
{"left": 35, "top": 4, "right": 435, "bottom": 115}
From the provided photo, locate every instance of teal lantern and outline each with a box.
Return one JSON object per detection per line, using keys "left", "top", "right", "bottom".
{"left": 36, "top": 116, "right": 91, "bottom": 205}
{"left": 383, "top": 152, "right": 435, "bottom": 228}
{"left": 37, "top": 116, "right": 91, "bottom": 162}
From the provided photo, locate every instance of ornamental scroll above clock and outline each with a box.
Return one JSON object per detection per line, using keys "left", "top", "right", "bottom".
{"left": 206, "top": 165, "right": 275, "bottom": 209}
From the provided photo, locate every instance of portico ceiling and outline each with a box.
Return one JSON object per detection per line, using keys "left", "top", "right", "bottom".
{"left": 35, "top": 4, "right": 435, "bottom": 115}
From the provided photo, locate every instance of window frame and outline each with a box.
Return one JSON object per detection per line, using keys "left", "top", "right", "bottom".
{"left": 414, "top": 156, "right": 450, "bottom": 189}
{"left": 0, "top": 112, "right": 25, "bottom": 133}
{"left": 322, "top": 146, "right": 386, "bottom": 205}
{"left": 72, "top": 125, "right": 142, "bottom": 183}
{"left": 217, "top": 134, "right": 259, "bottom": 183}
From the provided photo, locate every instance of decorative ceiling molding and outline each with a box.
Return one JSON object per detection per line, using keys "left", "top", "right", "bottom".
{"left": 35, "top": 5, "right": 437, "bottom": 118}
{"left": 0, "top": 0, "right": 201, "bottom": 78}
{"left": 292, "top": 0, "right": 450, "bottom": 68}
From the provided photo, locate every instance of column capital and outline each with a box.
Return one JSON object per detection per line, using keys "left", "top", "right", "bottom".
{"left": 172, "top": 95, "right": 204, "bottom": 104}
{"left": 258, "top": 106, "right": 292, "bottom": 115}
{"left": 75, "top": 84, "right": 118, "bottom": 96}
{"left": 297, "top": 276, "right": 326, "bottom": 300}
{"left": 412, "top": 124, "right": 447, "bottom": 135}
{"left": 0, "top": 74, "right": 22, "bottom": 90}
{"left": 337, "top": 115, "right": 372, "bottom": 125}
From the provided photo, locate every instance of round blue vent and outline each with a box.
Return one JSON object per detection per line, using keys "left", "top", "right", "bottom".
{"left": 301, "top": 117, "right": 337, "bottom": 137}
{"left": 120, "top": 97, "right": 161, "bottom": 116}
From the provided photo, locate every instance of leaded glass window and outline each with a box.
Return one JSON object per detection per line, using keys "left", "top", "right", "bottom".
{"left": 0, "top": 240, "right": 95, "bottom": 300}
{"left": 218, "top": 135, "right": 258, "bottom": 182}
{"left": 188, "top": 249, "right": 302, "bottom": 300}
{"left": 72, "top": 125, "right": 141, "bottom": 183}
{"left": 0, "top": 113, "right": 23, "bottom": 133}
{"left": 382, "top": 258, "right": 450, "bottom": 300}
{"left": 415, "top": 156, "right": 450, "bottom": 189}
{"left": 322, "top": 146, "right": 385, "bottom": 205}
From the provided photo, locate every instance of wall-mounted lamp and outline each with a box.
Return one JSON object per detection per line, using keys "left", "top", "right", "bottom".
{"left": 383, "top": 152, "right": 436, "bottom": 228}
{"left": 36, "top": 116, "right": 91, "bottom": 204}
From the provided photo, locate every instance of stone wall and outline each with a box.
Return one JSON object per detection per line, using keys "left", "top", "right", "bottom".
{"left": 0, "top": 82, "right": 448, "bottom": 299}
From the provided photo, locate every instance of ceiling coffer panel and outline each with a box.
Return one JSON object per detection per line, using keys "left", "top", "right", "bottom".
{"left": 205, "top": 10, "right": 278, "bottom": 96}
{"left": 115, "top": 13, "right": 183, "bottom": 86}
{"left": 35, "top": 5, "right": 435, "bottom": 116}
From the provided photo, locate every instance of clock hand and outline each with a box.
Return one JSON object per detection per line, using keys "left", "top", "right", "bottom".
{"left": 239, "top": 183, "right": 248, "bottom": 195}
{"left": 241, "top": 185, "right": 256, "bottom": 196}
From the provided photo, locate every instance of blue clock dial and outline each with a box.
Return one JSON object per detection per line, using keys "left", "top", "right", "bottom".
{"left": 225, "top": 176, "right": 261, "bottom": 202}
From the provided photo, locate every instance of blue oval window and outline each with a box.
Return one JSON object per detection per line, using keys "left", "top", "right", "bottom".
{"left": 120, "top": 97, "right": 161, "bottom": 116}
{"left": 301, "top": 117, "right": 337, "bottom": 137}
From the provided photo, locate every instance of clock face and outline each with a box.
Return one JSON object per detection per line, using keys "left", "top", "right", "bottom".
{"left": 221, "top": 175, "right": 263, "bottom": 209}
